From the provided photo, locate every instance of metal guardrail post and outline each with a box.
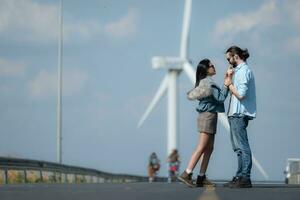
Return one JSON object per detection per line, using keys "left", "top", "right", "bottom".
{"left": 5, "top": 169, "right": 8, "bottom": 184}
{"left": 40, "top": 170, "right": 43, "bottom": 182}
{"left": 24, "top": 169, "right": 27, "bottom": 183}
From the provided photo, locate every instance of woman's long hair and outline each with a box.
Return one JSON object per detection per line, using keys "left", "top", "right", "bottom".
{"left": 195, "top": 59, "right": 211, "bottom": 87}
{"left": 168, "top": 149, "right": 179, "bottom": 162}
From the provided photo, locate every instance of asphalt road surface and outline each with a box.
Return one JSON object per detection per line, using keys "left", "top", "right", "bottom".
{"left": 1, "top": 182, "right": 300, "bottom": 200}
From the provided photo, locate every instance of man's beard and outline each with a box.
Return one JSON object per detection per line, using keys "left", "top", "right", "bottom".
{"left": 231, "top": 61, "right": 238, "bottom": 68}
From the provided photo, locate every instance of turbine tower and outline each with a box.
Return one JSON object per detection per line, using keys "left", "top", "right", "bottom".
{"left": 138, "top": 0, "right": 269, "bottom": 180}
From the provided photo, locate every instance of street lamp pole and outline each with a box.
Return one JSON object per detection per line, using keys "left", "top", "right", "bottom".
{"left": 57, "top": 0, "right": 63, "bottom": 164}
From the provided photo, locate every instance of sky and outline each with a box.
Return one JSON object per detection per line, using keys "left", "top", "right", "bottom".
{"left": 0, "top": 0, "right": 300, "bottom": 181}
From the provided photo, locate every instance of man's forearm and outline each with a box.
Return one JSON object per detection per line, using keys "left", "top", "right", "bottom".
{"left": 228, "top": 84, "right": 245, "bottom": 100}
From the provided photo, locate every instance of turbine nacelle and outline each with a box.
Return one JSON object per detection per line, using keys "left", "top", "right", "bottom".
{"left": 151, "top": 56, "right": 186, "bottom": 70}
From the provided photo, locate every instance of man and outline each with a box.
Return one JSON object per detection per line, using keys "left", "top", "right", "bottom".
{"left": 224, "top": 46, "right": 257, "bottom": 188}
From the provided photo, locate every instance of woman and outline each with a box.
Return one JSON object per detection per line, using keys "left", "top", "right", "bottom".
{"left": 148, "top": 152, "right": 160, "bottom": 182}
{"left": 178, "top": 58, "right": 232, "bottom": 187}
{"left": 167, "top": 149, "right": 181, "bottom": 182}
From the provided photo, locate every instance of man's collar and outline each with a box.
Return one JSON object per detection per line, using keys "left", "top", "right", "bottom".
{"left": 234, "top": 62, "right": 246, "bottom": 72}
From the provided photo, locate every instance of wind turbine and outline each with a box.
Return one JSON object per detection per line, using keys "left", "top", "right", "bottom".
{"left": 138, "top": 0, "right": 193, "bottom": 161}
{"left": 138, "top": 0, "right": 269, "bottom": 180}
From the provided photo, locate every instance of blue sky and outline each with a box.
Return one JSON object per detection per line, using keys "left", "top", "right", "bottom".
{"left": 0, "top": 0, "right": 300, "bottom": 181}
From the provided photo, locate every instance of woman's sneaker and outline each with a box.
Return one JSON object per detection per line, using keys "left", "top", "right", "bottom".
{"left": 196, "top": 175, "right": 215, "bottom": 187}
{"left": 178, "top": 171, "right": 195, "bottom": 187}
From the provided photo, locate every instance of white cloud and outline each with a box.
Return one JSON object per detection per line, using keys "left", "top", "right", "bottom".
{"left": 0, "top": 0, "right": 58, "bottom": 42}
{"left": 28, "top": 69, "right": 57, "bottom": 99}
{"left": 63, "top": 68, "right": 88, "bottom": 96}
{"left": 105, "top": 8, "right": 139, "bottom": 38}
{"left": 28, "top": 68, "right": 88, "bottom": 100}
{"left": 0, "top": 58, "right": 26, "bottom": 76}
{"left": 0, "top": 0, "right": 138, "bottom": 43}
{"left": 284, "top": 37, "right": 300, "bottom": 53}
{"left": 284, "top": 0, "right": 300, "bottom": 27}
{"left": 213, "top": 0, "right": 279, "bottom": 44}
{"left": 281, "top": 0, "right": 300, "bottom": 54}
{"left": 0, "top": 0, "right": 103, "bottom": 42}
{"left": 64, "top": 20, "right": 102, "bottom": 41}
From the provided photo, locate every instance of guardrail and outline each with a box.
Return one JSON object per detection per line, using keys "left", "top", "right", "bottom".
{"left": 0, "top": 157, "right": 166, "bottom": 184}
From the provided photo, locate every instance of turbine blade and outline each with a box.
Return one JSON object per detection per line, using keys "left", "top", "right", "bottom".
{"left": 252, "top": 156, "right": 269, "bottom": 180}
{"left": 137, "top": 75, "right": 169, "bottom": 128}
{"left": 183, "top": 62, "right": 196, "bottom": 84}
{"left": 218, "top": 113, "right": 230, "bottom": 131}
{"left": 180, "top": 0, "right": 192, "bottom": 59}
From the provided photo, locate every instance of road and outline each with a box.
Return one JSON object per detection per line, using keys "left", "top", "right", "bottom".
{"left": 0, "top": 182, "right": 300, "bottom": 200}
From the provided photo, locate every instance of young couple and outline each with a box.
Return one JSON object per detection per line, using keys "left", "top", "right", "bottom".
{"left": 178, "top": 46, "right": 256, "bottom": 188}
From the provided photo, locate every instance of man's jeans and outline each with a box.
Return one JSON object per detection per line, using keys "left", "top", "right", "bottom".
{"left": 228, "top": 116, "right": 252, "bottom": 178}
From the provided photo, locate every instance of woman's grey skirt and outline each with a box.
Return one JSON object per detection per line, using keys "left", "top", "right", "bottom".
{"left": 197, "top": 112, "right": 218, "bottom": 134}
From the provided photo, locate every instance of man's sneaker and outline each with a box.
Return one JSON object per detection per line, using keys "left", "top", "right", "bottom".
{"left": 223, "top": 176, "right": 239, "bottom": 187}
{"left": 196, "top": 175, "right": 215, "bottom": 187}
{"left": 177, "top": 171, "right": 195, "bottom": 187}
{"left": 230, "top": 177, "right": 252, "bottom": 188}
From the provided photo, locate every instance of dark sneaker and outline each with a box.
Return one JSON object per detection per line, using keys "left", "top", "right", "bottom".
{"left": 223, "top": 176, "right": 239, "bottom": 187}
{"left": 178, "top": 171, "right": 195, "bottom": 187}
{"left": 196, "top": 175, "right": 215, "bottom": 187}
{"left": 230, "top": 177, "right": 252, "bottom": 188}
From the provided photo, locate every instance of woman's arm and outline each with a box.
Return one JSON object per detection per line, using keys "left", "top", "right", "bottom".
{"left": 212, "top": 85, "right": 229, "bottom": 103}
{"left": 187, "top": 86, "right": 211, "bottom": 100}
{"left": 187, "top": 81, "right": 213, "bottom": 100}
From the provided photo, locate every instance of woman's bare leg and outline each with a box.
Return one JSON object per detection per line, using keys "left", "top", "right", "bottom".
{"left": 186, "top": 132, "right": 211, "bottom": 172}
{"left": 200, "top": 134, "right": 215, "bottom": 174}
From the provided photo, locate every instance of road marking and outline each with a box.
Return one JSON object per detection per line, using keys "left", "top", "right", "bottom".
{"left": 197, "top": 186, "right": 220, "bottom": 200}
